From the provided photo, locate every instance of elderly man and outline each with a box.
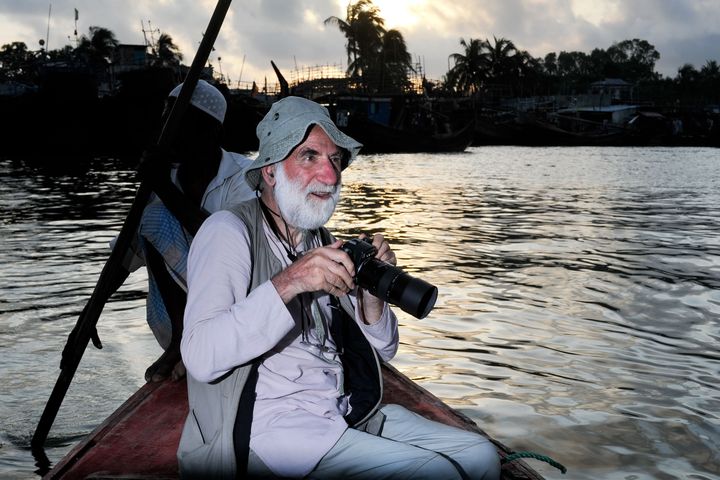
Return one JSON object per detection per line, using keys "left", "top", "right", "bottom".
{"left": 178, "top": 96, "right": 500, "bottom": 479}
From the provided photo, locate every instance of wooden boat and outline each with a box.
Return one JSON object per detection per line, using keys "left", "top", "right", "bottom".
{"left": 44, "top": 363, "right": 545, "bottom": 479}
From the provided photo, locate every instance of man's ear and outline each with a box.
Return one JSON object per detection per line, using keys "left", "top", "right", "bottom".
{"left": 261, "top": 164, "right": 276, "bottom": 186}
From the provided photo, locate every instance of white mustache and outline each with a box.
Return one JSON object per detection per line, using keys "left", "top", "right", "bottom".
{"left": 306, "top": 183, "right": 337, "bottom": 195}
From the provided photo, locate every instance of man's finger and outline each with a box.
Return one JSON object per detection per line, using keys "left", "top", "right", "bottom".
{"left": 327, "top": 263, "right": 355, "bottom": 290}
{"left": 324, "top": 245, "right": 355, "bottom": 277}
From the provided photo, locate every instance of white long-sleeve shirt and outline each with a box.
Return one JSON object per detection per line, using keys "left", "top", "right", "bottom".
{"left": 182, "top": 210, "right": 399, "bottom": 477}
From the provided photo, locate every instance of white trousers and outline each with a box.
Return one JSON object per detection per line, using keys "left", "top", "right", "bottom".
{"left": 308, "top": 404, "right": 501, "bottom": 480}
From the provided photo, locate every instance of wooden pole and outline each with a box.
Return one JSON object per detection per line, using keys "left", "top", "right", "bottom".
{"left": 31, "top": 0, "right": 233, "bottom": 450}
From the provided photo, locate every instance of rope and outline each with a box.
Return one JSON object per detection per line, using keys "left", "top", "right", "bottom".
{"left": 501, "top": 451, "right": 567, "bottom": 474}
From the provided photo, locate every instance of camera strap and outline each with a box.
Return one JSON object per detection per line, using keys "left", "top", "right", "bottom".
{"left": 258, "top": 198, "right": 336, "bottom": 352}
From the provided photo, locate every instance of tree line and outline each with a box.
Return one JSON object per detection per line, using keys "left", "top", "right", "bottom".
{"left": 324, "top": 0, "right": 719, "bottom": 105}
{"left": 446, "top": 37, "right": 665, "bottom": 95}
{"left": 443, "top": 36, "right": 719, "bottom": 104}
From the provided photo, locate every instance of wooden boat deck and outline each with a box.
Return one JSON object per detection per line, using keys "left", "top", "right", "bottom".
{"left": 44, "top": 364, "right": 544, "bottom": 479}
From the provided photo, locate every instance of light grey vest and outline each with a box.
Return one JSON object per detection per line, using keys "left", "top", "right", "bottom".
{"left": 177, "top": 199, "right": 278, "bottom": 479}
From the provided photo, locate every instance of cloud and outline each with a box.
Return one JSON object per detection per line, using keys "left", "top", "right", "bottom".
{"left": 657, "top": 33, "right": 720, "bottom": 73}
{"left": 215, "top": 0, "right": 347, "bottom": 84}
{"left": 1, "top": 0, "right": 718, "bottom": 82}
{"left": 398, "top": 0, "right": 720, "bottom": 78}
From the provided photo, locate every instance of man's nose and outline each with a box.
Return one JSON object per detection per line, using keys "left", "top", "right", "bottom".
{"left": 316, "top": 156, "right": 339, "bottom": 185}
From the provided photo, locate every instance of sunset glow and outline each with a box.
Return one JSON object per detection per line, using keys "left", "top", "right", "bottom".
{"left": 338, "top": 0, "right": 428, "bottom": 30}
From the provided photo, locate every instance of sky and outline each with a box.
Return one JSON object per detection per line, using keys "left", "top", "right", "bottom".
{"left": 1, "top": 0, "right": 719, "bottom": 87}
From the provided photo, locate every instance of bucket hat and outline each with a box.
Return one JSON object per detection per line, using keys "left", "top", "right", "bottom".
{"left": 168, "top": 79, "right": 226, "bottom": 123}
{"left": 245, "top": 96, "right": 362, "bottom": 190}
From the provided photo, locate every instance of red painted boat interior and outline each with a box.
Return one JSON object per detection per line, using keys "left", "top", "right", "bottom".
{"left": 46, "top": 379, "right": 186, "bottom": 479}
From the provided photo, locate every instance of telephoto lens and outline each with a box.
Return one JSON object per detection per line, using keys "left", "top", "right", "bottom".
{"left": 341, "top": 238, "right": 438, "bottom": 319}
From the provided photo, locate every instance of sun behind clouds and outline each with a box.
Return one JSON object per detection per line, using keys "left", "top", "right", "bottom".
{"left": 337, "top": 0, "right": 427, "bottom": 30}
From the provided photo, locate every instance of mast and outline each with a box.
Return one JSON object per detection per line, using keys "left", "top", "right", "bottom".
{"left": 45, "top": 4, "right": 52, "bottom": 52}
{"left": 74, "top": 8, "right": 79, "bottom": 47}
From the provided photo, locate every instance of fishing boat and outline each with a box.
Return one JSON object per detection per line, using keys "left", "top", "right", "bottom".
{"left": 44, "top": 363, "right": 547, "bottom": 479}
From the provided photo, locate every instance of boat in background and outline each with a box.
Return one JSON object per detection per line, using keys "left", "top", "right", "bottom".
{"left": 44, "top": 363, "right": 546, "bottom": 479}
{"left": 327, "top": 95, "right": 475, "bottom": 153}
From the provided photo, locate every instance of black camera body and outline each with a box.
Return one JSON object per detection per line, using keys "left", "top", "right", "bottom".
{"left": 341, "top": 238, "right": 437, "bottom": 319}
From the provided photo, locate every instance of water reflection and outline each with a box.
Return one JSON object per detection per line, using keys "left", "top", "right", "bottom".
{"left": 0, "top": 158, "right": 115, "bottom": 219}
{"left": 1, "top": 148, "right": 719, "bottom": 479}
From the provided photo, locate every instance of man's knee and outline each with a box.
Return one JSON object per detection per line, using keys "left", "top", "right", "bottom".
{"left": 379, "top": 403, "right": 500, "bottom": 479}
{"left": 458, "top": 439, "right": 501, "bottom": 480}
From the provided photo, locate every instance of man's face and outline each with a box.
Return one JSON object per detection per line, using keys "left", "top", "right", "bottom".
{"left": 273, "top": 125, "right": 343, "bottom": 231}
{"left": 164, "top": 101, "right": 221, "bottom": 163}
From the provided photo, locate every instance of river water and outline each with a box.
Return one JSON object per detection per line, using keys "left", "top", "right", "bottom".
{"left": 1, "top": 147, "right": 718, "bottom": 479}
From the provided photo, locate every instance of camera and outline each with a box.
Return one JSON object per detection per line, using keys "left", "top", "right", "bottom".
{"left": 341, "top": 238, "right": 438, "bottom": 319}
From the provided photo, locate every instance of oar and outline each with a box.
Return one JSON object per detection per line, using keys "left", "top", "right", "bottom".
{"left": 31, "top": 0, "right": 233, "bottom": 450}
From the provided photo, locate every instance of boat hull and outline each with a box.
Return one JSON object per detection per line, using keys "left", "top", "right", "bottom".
{"left": 341, "top": 117, "right": 476, "bottom": 154}
{"left": 44, "top": 364, "right": 544, "bottom": 479}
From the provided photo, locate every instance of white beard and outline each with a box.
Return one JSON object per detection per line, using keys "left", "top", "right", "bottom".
{"left": 273, "top": 161, "right": 340, "bottom": 231}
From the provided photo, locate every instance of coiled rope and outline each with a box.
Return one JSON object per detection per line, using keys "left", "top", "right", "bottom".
{"left": 501, "top": 451, "right": 567, "bottom": 474}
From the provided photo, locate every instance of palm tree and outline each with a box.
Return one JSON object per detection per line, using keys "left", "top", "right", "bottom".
{"left": 77, "top": 26, "right": 119, "bottom": 67}
{"left": 447, "top": 37, "right": 486, "bottom": 94}
{"left": 447, "top": 36, "right": 522, "bottom": 95}
{"left": 483, "top": 36, "right": 518, "bottom": 83}
{"left": 154, "top": 33, "right": 183, "bottom": 67}
{"left": 324, "top": 6, "right": 355, "bottom": 73}
{"left": 377, "top": 28, "right": 413, "bottom": 92}
{"left": 700, "top": 60, "right": 720, "bottom": 79}
{"left": 325, "top": 0, "right": 386, "bottom": 89}
{"left": 698, "top": 60, "right": 720, "bottom": 103}
{"left": 513, "top": 50, "right": 542, "bottom": 96}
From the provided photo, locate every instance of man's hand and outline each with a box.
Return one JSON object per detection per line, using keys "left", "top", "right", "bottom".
{"left": 358, "top": 234, "right": 396, "bottom": 323}
{"left": 271, "top": 240, "right": 356, "bottom": 303}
